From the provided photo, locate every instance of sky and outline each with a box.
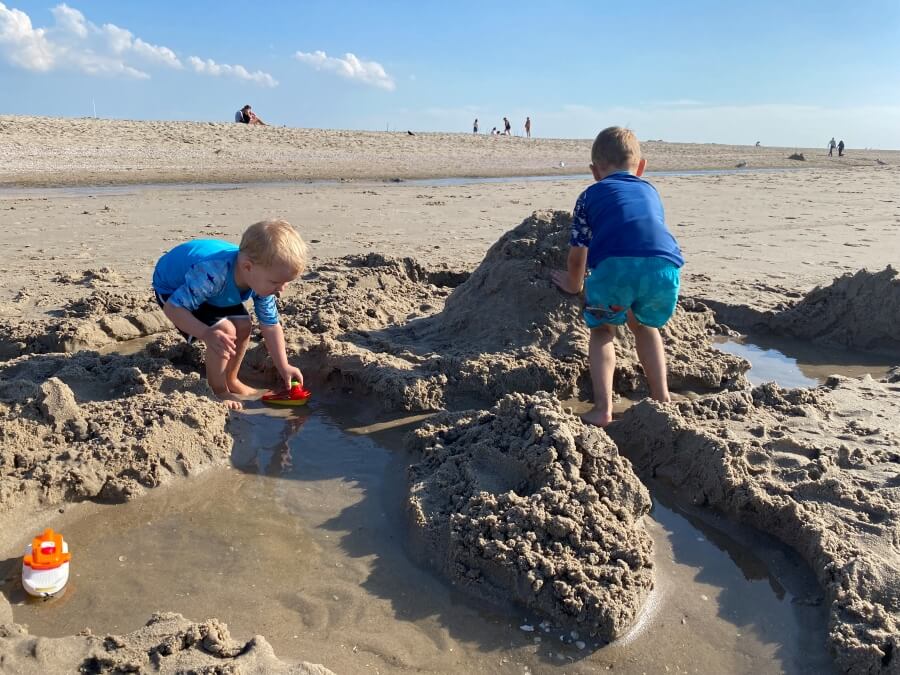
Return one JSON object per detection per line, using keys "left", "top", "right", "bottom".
{"left": 2, "top": 0, "right": 899, "bottom": 148}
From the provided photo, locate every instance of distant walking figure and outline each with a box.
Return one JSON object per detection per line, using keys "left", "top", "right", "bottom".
{"left": 828, "top": 137, "right": 837, "bottom": 157}
{"left": 525, "top": 116, "right": 531, "bottom": 138}
{"left": 473, "top": 118, "right": 479, "bottom": 134}
{"left": 838, "top": 140, "right": 845, "bottom": 157}
{"left": 503, "top": 117, "right": 511, "bottom": 135}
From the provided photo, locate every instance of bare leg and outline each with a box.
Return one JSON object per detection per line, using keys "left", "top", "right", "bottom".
{"left": 224, "top": 319, "right": 257, "bottom": 396}
{"left": 582, "top": 324, "right": 616, "bottom": 427}
{"left": 627, "top": 311, "right": 671, "bottom": 402}
{"left": 203, "top": 320, "right": 244, "bottom": 410}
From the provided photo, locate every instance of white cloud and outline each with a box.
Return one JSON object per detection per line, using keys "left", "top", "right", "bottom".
{"left": 0, "top": 2, "right": 181, "bottom": 77}
{"left": 188, "top": 56, "right": 277, "bottom": 87}
{"left": 0, "top": 2, "right": 55, "bottom": 71}
{"left": 50, "top": 3, "right": 86, "bottom": 37}
{"left": 295, "top": 49, "right": 395, "bottom": 91}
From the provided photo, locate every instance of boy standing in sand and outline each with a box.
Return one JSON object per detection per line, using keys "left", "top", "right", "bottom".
{"left": 152, "top": 219, "right": 307, "bottom": 410}
{"left": 552, "top": 127, "right": 684, "bottom": 427}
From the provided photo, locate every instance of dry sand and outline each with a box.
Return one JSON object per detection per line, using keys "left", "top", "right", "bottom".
{"left": 1, "top": 117, "right": 899, "bottom": 673}
{"left": 2, "top": 115, "right": 899, "bottom": 188}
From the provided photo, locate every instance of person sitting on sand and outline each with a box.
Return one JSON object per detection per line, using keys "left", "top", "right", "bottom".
{"left": 551, "top": 126, "right": 684, "bottom": 427}
{"left": 152, "top": 219, "right": 307, "bottom": 409}
{"left": 235, "top": 104, "right": 267, "bottom": 126}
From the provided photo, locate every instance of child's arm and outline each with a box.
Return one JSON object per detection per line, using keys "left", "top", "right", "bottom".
{"left": 259, "top": 323, "right": 304, "bottom": 390}
{"left": 551, "top": 247, "right": 588, "bottom": 294}
{"left": 163, "top": 301, "right": 236, "bottom": 359}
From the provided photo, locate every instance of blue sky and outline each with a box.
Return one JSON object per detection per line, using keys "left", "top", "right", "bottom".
{"left": 2, "top": 0, "right": 899, "bottom": 148}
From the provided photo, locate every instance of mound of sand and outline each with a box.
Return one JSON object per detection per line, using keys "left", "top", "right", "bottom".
{"left": 769, "top": 266, "right": 900, "bottom": 353}
{"left": 0, "top": 287, "right": 169, "bottom": 358}
{"left": 701, "top": 267, "right": 900, "bottom": 357}
{"left": 0, "top": 612, "right": 331, "bottom": 674}
{"left": 406, "top": 392, "right": 654, "bottom": 641}
{"left": 608, "top": 378, "right": 900, "bottom": 674}
{"left": 268, "top": 211, "right": 748, "bottom": 410}
{"left": 0, "top": 350, "right": 230, "bottom": 515}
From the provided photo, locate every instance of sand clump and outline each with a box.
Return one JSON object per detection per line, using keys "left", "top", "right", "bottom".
{"left": 0, "top": 612, "right": 332, "bottom": 674}
{"left": 608, "top": 377, "right": 900, "bottom": 674}
{"left": 703, "top": 266, "right": 900, "bottom": 358}
{"left": 268, "top": 211, "right": 748, "bottom": 410}
{"left": 0, "top": 350, "right": 230, "bottom": 515}
{"left": 406, "top": 392, "right": 654, "bottom": 641}
{"left": 0, "top": 286, "right": 169, "bottom": 359}
{"left": 768, "top": 266, "right": 900, "bottom": 353}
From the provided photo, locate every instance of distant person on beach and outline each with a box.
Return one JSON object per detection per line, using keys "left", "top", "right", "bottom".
{"left": 491, "top": 127, "right": 498, "bottom": 135}
{"left": 755, "top": 141, "right": 761, "bottom": 147}
{"left": 473, "top": 118, "right": 479, "bottom": 134}
{"left": 551, "top": 127, "right": 683, "bottom": 427}
{"left": 503, "top": 117, "right": 511, "bottom": 135}
{"left": 235, "top": 104, "right": 267, "bottom": 126}
{"left": 152, "top": 219, "right": 307, "bottom": 410}
{"left": 828, "top": 137, "right": 837, "bottom": 157}
{"left": 838, "top": 140, "right": 845, "bottom": 157}
{"left": 525, "top": 116, "right": 531, "bottom": 138}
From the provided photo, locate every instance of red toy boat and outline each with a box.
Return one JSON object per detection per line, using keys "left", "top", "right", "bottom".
{"left": 261, "top": 380, "right": 311, "bottom": 407}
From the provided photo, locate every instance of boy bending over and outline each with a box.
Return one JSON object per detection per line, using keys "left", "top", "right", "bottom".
{"left": 153, "top": 219, "right": 307, "bottom": 409}
{"left": 552, "top": 127, "right": 684, "bottom": 427}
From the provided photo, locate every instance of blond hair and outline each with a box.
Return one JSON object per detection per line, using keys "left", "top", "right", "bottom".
{"left": 591, "top": 126, "right": 641, "bottom": 169}
{"left": 240, "top": 219, "right": 308, "bottom": 274}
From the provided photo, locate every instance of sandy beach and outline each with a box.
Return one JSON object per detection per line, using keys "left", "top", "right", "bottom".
{"left": 0, "top": 116, "right": 898, "bottom": 673}
{"left": 2, "top": 115, "right": 898, "bottom": 188}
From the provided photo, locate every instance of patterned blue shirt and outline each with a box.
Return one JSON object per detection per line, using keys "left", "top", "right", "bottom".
{"left": 570, "top": 172, "right": 684, "bottom": 270}
{"left": 152, "top": 239, "right": 279, "bottom": 325}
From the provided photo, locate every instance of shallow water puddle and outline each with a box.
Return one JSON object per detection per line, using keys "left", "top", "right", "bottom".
{"left": 714, "top": 335, "right": 892, "bottom": 387}
{"left": 1, "top": 402, "right": 833, "bottom": 673}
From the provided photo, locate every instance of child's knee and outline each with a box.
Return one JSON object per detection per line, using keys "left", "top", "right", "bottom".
{"left": 232, "top": 319, "right": 252, "bottom": 341}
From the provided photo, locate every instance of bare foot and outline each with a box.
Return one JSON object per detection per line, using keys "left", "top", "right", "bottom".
{"left": 580, "top": 406, "right": 612, "bottom": 428}
{"left": 226, "top": 379, "right": 258, "bottom": 396}
{"left": 213, "top": 391, "right": 244, "bottom": 410}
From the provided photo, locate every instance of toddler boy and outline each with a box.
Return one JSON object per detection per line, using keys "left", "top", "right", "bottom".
{"left": 552, "top": 127, "right": 684, "bottom": 426}
{"left": 152, "top": 219, "right": 307, "bottom": 409}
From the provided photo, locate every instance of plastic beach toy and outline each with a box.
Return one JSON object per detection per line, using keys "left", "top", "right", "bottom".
{"left": 261, "top": 379, "right": 311, "bottom": 407}
{"left": 636, "top": 158, "right": 647, "bottom": 177}
{"left": 22, "top": 528, "right": 70, "bottom": 597}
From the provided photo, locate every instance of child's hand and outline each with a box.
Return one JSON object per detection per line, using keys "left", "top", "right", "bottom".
{"left": 202, "top": 326, "right": 237, "bottom": 359}
{"left": 551, "top": 269, "right": 583, "bottom": 295}
{"left": 279, "top": 366, "right": 304, "bottom": 391}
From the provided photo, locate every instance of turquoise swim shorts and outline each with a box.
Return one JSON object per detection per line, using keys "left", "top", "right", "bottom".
{"left": 583, "top": 256, "right": 680, "bottom": 329}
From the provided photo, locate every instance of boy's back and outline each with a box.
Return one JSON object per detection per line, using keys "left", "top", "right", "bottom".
{"left": 572, "top": 173, "right": 683, "bottom": 269}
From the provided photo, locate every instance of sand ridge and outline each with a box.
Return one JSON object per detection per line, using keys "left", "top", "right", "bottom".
{"left": 609, "top": 378, "right": 900, "bottom": 673}
{"left": 254, "top": 211, "right": 749, "bottom": 411}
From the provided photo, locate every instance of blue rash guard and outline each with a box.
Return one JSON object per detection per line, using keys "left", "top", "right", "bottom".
{"left": 152, "top": 239, "right": 279, "bottom": 325}
{"left": 570, "top": 172, "right": 684, "bottom": 269}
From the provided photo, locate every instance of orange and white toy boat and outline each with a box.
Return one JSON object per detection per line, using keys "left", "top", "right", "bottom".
{"left": 22, "top": 528, "right": 71, "bottom": 597}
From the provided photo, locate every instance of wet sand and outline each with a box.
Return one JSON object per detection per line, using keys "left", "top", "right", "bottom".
{"left": 0, "top": 400, "right": 834, "bottom": 674}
